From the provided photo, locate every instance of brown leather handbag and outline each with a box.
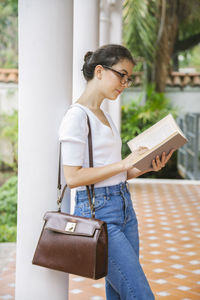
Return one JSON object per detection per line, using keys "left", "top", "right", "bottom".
{"left": 32, "top": 113, "right": 108, "bottom": 279}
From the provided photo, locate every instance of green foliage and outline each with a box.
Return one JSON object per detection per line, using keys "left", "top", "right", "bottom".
{"left": 121, "top": 84, "right": 178, "bottom": 158}
{"left": 0, "top": 110, "right": 18, "bottom": 172}
{"left": 179, "top": 45, "right": 200, "bottom": 72}
{"left": 0, "top": 0, "right": 18, "bottom": 68}
{"left": 0, "top": 225, "right": 17, "bottom": 242}
{"left": 191, "top": 45, "right": 200, "bottom": 72}
{"left": 178, "top": 1, "right": 200, "bottom": 40}
{"left": 123, "top": 0, "right": 157, "bottom": 69}
{"left": 123, "top": 0, "right": 200, "bottom": 77}
{"left": 0, "top": 175, "right": 17, "bottom": 242}
{"left": 121, "top": 84, "right": 180, "bottom": 178}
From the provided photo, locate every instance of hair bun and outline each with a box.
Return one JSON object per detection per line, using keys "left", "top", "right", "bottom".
{"left": 84, "top": 51, "right": 93, "bottom": 63}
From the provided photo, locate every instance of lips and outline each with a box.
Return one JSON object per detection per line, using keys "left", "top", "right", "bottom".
{"left": 116, "top": 89, "right": 122, "bottom": 94}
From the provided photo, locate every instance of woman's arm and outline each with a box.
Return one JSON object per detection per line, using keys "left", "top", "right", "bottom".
{"left": 64, "top": 162, "right": 123, "bottom": 188}
{"left": 64, "top": 150, "right": 142, "bottom": 188}
{"left": 64, "top": 149, "right": 175, "bottom": 188}
{"left": 127, "top": 167, "right": 149, "bottom": 179}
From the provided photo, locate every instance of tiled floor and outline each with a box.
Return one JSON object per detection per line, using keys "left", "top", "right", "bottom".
{"left": 0, "top": 180, "right": 200, "bottom": 300}
{"left": 130, "top": 181, "right": 200, "bottom": 300}
{"left": 0, "top": 243, "right": 16, "bottom": 300}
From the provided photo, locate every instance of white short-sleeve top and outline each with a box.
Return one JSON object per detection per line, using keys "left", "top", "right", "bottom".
{"left": 58, "top": 103, "right": 127, "bottom": 190}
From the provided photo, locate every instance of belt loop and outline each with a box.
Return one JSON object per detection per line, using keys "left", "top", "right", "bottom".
{"left": 75, "top": 191, "right": 78, "bottom": 204}
{"left": 125, "top": 181, "right": 129, "bottom": 191}
{"left": 106, "top": 186, "right": 109, "bottom": 196}
{"left": 119, "top": 182, "right": 123, "bottom": 193}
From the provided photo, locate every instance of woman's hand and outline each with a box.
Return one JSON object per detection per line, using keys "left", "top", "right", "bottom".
{"left": 126, "top": 148, "right": 176, "bottom": 179}
{"left": 148, "top": 149, "right": 175, "bottom": 172}
{"left": 122, "top": 147, "right": 175, "bottom": 173}
{"left": 122, "top": 146, "right": 149, "bottom": 170}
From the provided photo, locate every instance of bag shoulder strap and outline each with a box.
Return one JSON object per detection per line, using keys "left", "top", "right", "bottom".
{"left": 57, "top": 104, "right": 95, "bottom": 218}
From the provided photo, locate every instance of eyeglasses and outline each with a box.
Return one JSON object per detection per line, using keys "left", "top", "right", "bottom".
{"left": 102, "top": 65, "right": 134, "bottom": 87}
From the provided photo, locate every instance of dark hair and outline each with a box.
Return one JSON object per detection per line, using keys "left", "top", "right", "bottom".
{"left": 82, "top": 44, "right": 136, "bottom": 81}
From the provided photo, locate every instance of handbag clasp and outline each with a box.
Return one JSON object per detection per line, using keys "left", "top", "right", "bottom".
{"left": 65, "top": 222, "right": 76, "bottom": 232}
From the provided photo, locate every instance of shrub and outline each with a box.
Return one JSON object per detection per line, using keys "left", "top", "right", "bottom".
{"left": 0, "top": 175, "right": 17, "bottom": 242}
{"left": 0, "top": 110, "right": 18, "bottom": 173}
{"left": 121, "top": 84, "right": 181, "bottom": 178}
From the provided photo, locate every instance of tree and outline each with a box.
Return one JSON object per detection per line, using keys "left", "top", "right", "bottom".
{"left": 123, "top": 0, "right": 200, "bottom": 92}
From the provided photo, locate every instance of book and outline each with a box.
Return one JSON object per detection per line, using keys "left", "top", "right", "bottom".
{"left": 127, "top": 114, "right": 188, "bottom": 171}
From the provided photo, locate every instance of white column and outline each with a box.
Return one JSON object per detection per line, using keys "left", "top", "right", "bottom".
{"left": 107, "top": 0, "right": 123, "bottom": 131}
{"left": 99, "top": 0, "right": 111, "bottom": 112}
{"left": 16, "top": 1, "right": 73, "bottom": 299}
{"left": 70, "top": 0, "right": 100, "bottom": 214}
{"left": 99, "top": 0, "right": 111, "bottom": 46}
{"left": 73, "top": 0, "right": 100, "bottom": 101}
{"left": 109, "top": 0, "right": 123, "bottom": 44}
{"left": 99, "top": 0, "right": 123, "bottom": 130}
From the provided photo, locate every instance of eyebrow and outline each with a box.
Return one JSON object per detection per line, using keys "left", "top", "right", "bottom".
{"left": 119, "top": 69, "right": 133, "bottom": 77}
{"left": 119, "top": 69, "right": 128, "bottom": 74}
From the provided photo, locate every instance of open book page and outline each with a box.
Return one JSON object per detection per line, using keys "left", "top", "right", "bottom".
{"left": 127, "top": 114, "right": 185, "bottom": 152}
{"left": 128, "top": 122, "right": 176, "bottom": 151}
{"left": 132, "top": 133, "right": 187, "bottom": 171}
{"left": 126, "top": 114, "right": 188, "bottom": 171}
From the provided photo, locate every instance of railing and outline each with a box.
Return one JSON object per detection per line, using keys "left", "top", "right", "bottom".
{"left": 178, "top": 113, "right": 200, "bottom": 180}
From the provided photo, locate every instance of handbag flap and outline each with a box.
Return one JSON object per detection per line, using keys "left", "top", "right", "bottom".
{"left": 43, "top": 211, "right": 104, "bottom": 237}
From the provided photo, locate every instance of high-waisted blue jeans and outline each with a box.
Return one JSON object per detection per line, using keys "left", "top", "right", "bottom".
{"left": 74, "top": 181, "right": 155, "bottom": 300}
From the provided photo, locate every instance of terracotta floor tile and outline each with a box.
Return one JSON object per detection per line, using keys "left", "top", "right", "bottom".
{"left": 186, "top": 274, "right": 200, "bottom": 283}
{"left": 145, "top": 271, "right": 174, "bottom": 280}
{"left": 156, "top": 296, "right": 180, "bottom": 300}
{"left": 167, "top": 275, "right": 199, "bottom": 287}
{"left": 191, "top": 286, "right": 200, "bottom": 294}
{"left": 184, "top": 265, "right": 200, "bottom": 272}
{"left": 152, "top": 282, "right": 178, "bottom": 293}
{"left": 167, "top": 288, "right": 200, "bottom": 298}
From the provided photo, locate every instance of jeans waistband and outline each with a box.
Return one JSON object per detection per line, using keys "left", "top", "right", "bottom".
{"left": 76, "top": 181, "right": 129, "bottom": 201}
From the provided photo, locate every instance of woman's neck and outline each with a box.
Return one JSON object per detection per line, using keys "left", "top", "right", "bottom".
{"left": 76, "top": 83, "right": 104, "bottom": 110}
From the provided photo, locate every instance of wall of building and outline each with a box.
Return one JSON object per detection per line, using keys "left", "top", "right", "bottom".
{"left": 121, "top": 86, "right": 200, "bottom": 115}
{"left": 1, "top": 84, "right": 200, "bottom": 117}
{"left": 0, "top": 83, "right": 18, "bottom": 115}
{"left": 165, "top": 87, "right": 200, "bottom": 114}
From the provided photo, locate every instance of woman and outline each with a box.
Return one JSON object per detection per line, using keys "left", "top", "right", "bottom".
{"left": 59, "top": 44, "right": 174, "bottom": 300}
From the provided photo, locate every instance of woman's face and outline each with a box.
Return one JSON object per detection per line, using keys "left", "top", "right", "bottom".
{"left": 97, "top": 59, "right": 134, "bottom": 100}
